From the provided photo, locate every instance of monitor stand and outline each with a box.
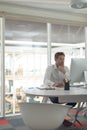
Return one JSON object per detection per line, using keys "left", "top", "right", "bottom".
{"left": 84, "top": 71, "right": 87, "bottom": 88}
{"left": 83, "top": 83, "right": 87, "bottom": 88}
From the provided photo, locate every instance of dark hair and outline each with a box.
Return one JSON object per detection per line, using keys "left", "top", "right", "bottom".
{"left": 54, "top": 52, "right": 65, "bottom": 60}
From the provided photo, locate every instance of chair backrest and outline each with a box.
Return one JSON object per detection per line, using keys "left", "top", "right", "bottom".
{"left": 19, "top": 102, "right": 70, "bottom": 130}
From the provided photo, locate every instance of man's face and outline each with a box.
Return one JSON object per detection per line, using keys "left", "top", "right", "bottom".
{"left": 55, "top": 55, "right": 65, "bottom": 66}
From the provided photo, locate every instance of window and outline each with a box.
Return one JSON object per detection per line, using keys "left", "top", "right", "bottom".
{"left": 51, "top": 24, "right": 85, "bottom": 68}
{"left": 5, "top": 19, "right": 47, "bottom": 115}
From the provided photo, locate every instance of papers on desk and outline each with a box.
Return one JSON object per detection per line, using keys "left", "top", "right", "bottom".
{"left": 27, "top": 86, "right": 55, "bottom": 90}
{"left": 27, "top": 85, "right": 64, "bottom": 90}
{"left": 55, "top": 87, "right": 64, "bottom": 90}
{"left": 37, "top": 85, "right": 55, "bottom": 90}
{"left": 36, "top": 84, "right": 65, "bottom": 90}
{"left": 37, "top": 87, "right": 55, "bottom": 90}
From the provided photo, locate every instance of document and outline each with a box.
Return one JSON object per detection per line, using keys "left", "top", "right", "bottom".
{"left": 37, "top": 84, "right": 55, "bottom": 90}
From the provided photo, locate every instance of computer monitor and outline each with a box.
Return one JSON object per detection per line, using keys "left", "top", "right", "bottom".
{"left": 70, "top": 58, "right": 87, "bottom": 84}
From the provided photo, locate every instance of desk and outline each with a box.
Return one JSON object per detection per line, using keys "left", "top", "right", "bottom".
{"left": 25, "top": 86, "right": 87, "bottom": 103}
{"left": 25, "top": 86, "right": 87, "bottom": 126}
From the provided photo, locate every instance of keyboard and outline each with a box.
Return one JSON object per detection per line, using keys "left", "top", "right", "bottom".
{"left": 70, "top": 84, "right": 84, "bottom": 88}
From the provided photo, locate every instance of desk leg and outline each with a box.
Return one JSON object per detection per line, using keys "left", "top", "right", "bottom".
{"left": 73, "top": 102, "right": 87, "bottom": 126}
{"left": 74, "top": 103, "right": 82, "bottom": 126}
{"left": 81, "top": 104, "right": 87, "bottom": 118}
{"left": 42, "top": 97, "right": 48, "bottom": 103}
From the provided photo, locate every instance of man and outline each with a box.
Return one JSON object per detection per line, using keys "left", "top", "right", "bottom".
{"left": 44, "top": 52, "right": 76, "bottom": 107}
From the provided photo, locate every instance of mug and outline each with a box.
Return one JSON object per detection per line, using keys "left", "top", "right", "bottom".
{"left": 64, "top": 81, "right": 70, "bottom": 90}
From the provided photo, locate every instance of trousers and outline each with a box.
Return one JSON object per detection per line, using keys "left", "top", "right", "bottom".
{"left": 49, "top": 97, "right": 76, "bottom": 107}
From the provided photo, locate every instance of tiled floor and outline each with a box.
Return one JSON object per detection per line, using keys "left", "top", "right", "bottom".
{"left": 0, "top": 115, "right": 87, "bottom": 130}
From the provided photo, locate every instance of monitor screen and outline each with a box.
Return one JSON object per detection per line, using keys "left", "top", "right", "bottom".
{"left": 70, "top": 58, "right": 87, "bottom": 84}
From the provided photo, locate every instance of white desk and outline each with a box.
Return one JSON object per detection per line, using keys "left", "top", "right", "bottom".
{"left": 25, "top": 86, "right": 87, "bottom": 103}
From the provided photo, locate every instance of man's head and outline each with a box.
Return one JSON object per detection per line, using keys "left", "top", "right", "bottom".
{"left": 54, "top": 52, "right": 65, "bottom": 67}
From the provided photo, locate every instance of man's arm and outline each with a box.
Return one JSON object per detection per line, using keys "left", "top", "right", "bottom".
{"left": 58, "top": 66, "right": 70, "bottom": 80}
{"left": 43, "top": 66, "right": 55, "bottom": 86}
{"left": 64, "top": 67, "right": 70, "bottom": 81}
{"left": 43, "top": 66, "right": 64, "bottom": 87}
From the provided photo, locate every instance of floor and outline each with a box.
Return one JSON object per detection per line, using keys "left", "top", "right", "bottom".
{"left": 0, "top": 112, "right": 87, "bottom": 130}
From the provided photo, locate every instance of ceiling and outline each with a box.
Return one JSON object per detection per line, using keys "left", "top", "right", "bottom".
{"left": 0, "top": 0, "right": 87, "bottom": 15}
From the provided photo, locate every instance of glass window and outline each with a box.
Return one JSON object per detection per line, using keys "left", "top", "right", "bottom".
{"left": 51, "top": 24, "right": 85, "bottom": 68}
{"left": 5, "top": 19, "right": 47, "bottom": 115}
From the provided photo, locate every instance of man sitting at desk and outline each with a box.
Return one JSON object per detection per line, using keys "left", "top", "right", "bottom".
{"left": 44, "top": 52, "right": 76, "bottom": 107}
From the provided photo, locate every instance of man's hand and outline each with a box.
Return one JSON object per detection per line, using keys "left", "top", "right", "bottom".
{"left": 54, "top": 82, "right": 64, "bottom": 87}
{"left": 58, "top": 66, "right": 66, "bottom": 74}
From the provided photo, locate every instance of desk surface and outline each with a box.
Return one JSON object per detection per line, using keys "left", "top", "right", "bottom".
{"left": 25, "top": 86, "right": 87, "bottom": 103}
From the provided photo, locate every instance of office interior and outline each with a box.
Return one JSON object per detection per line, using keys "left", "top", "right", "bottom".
{"left": 0, "top": 0, "right": 87, "bottom": 118}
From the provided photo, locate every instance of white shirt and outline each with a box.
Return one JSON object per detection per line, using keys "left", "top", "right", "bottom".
{"left": 43, "top": 64, "right": 70, "bottom": 86}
